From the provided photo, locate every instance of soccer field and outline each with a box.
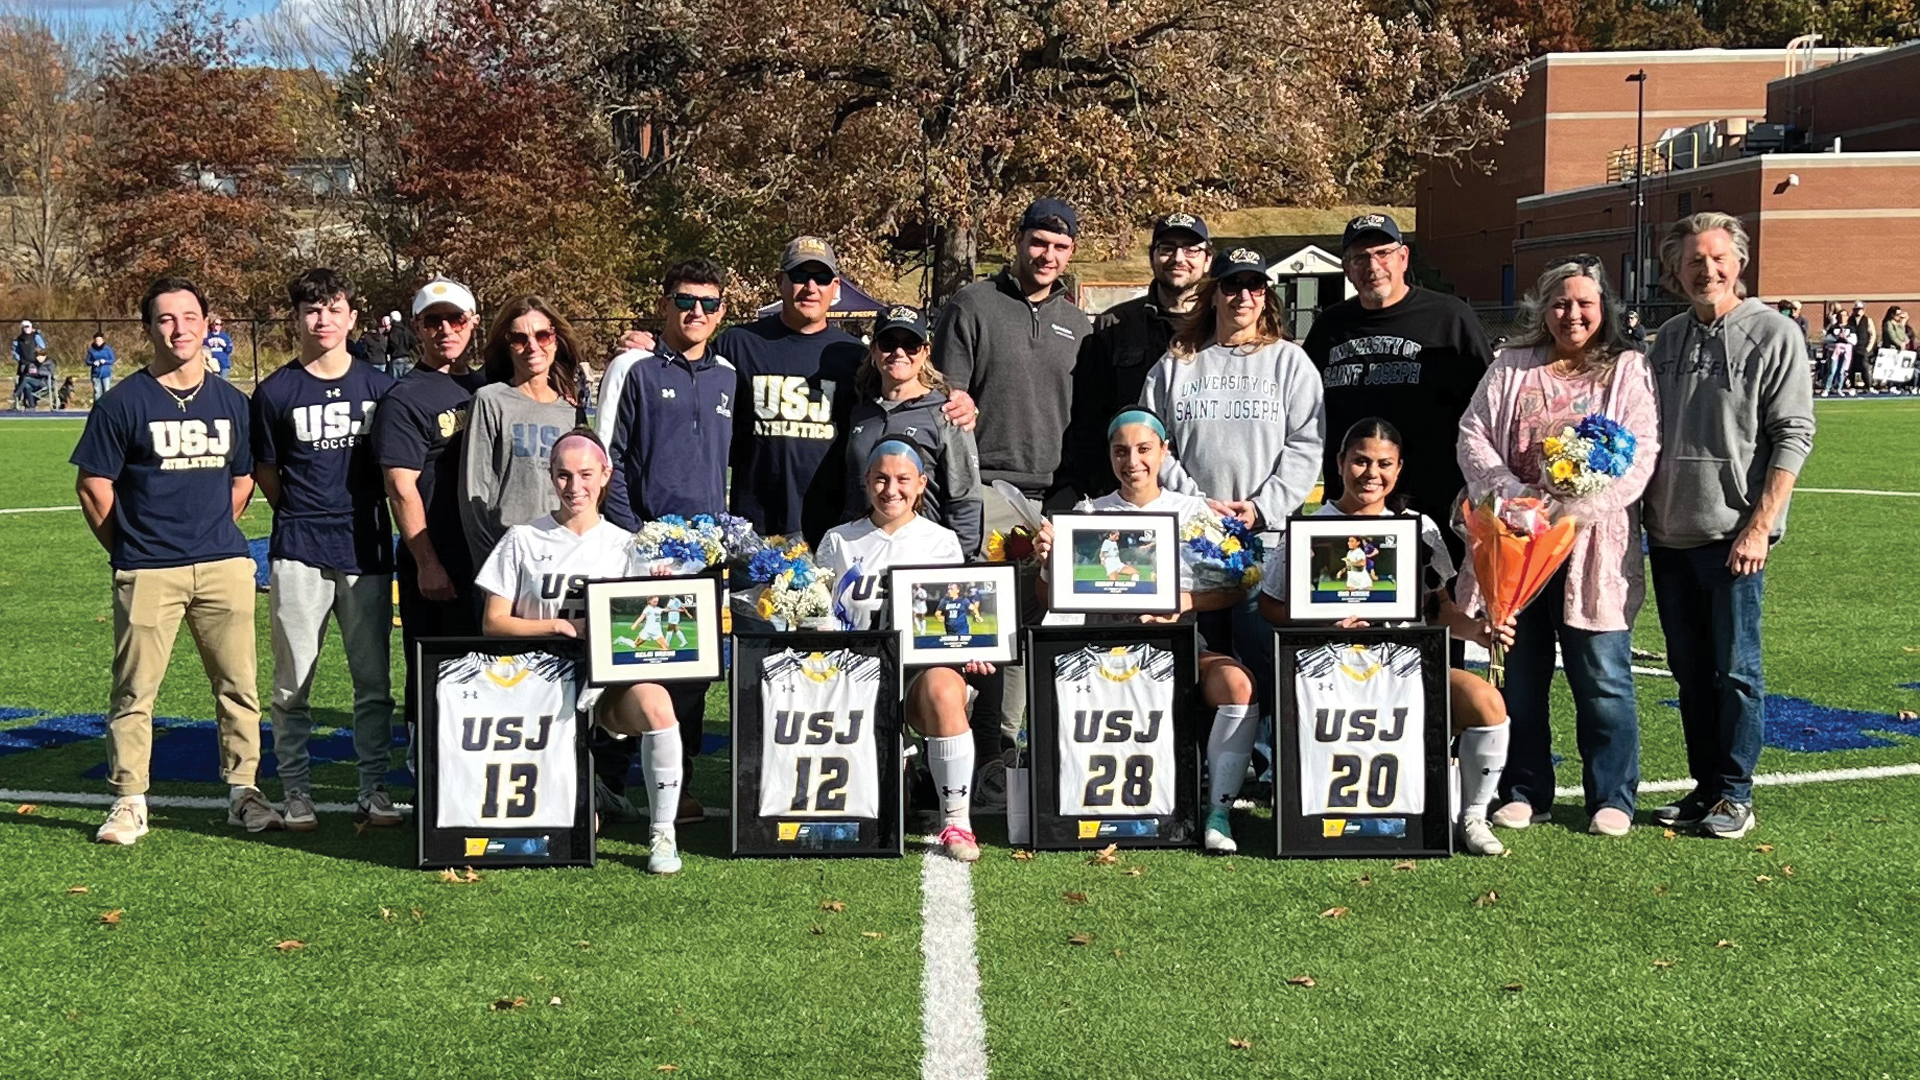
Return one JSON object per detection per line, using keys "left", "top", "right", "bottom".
{"left": 3, "top": 405, "right": 1919, "bottom": 1079}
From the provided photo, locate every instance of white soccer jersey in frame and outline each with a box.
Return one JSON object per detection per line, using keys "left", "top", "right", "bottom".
{"left": 433, "top": 650, "right": 580, "bottom": 830}
{"left": 1052, "top": 644, "right": 1178, "bottom": 817}
{"left": 1293, "top": 642, "right": 1426, "bottom": 816}
{"left": 757, "top": 649, "right": 884, "bottom": 819}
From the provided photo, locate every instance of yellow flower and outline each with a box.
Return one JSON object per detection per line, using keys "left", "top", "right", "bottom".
{"left": 1221, "top": 537, "right": 1242, "bottom": 555}
{"left": 1549, "top": 459, "right": 1576, "bottom": 482}
{"left": 1542, "top": 436, "right": 1564, "bottom": 458}
{"left": 1243, "top": 566, "right": 1263, "bottom": 587}
{"left": 756, "top": 588, "right": 777, "bottom": 618}
{"left": 985, "top": 531, "right": 1007, "bottom": 562}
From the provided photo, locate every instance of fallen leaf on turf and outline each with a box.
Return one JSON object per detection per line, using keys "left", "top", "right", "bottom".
{"left": 1010, "top": 849, "right": 1034, "bottom": 861}
{"left": 1903, "top": 646, "right": 1920, "bottom": 654}
{"left": 489, "top": 997, "right": 527, "bottom": 1011}
{"left": 1320, "top": 906, "right": 1350, "bottom": 919}
{"left": 1391, "top": 860, "right": 1416, "bottom": 872}
{"left": 438, "top": 869, "right": 461, "bottom": 884}
{"left": 1228, "top": 1038, "right": 1252, "bottom": 1050}
{"left": 1354, "top": 875, "right": 1373, "bottom": 887}
{"left": 807, "top": 925, "right": 825, "bottom": 936}
{"left": 861, "top": 932, "right": 885, "bottom": 940}
{"left": 549, "top": 997, "right": 563, "bottom": 1007}
{"left": 1783, "top": 865, "right": 1796, "bottom": 876}
{"left": 66, "top": 886, "right": 89, "bottom": 895}
{"left": 1662, "top": 828, "right": 1676, "bottom": 839}
{"left": 410, "top": 908, "right": 423, "bottom": 920}
{"left": 1716, "top": 939, "right": 1737, "bottom": 948}
{"left": 462, "top": 867, "right": 481, "bottom": 883}
{"left": 1502, "top": 982, "right": 1524, "bottom": 992}
{"left": 1066, "top": 933, "right": 1092, "bottom": 946}
{"left": 99, "top": 909, "right": 122, "bottom": 925}
{"left": 353, "top": 818, "right": 372, "bottom": 837}
{"left": 1286, "top": 975, "right": 1316, "bottom": 987}
{"left": 1474, "top": 891, "right": 1499, "bottom": 907}
{"left": 1869, "top": 816, "right": 1890, "bottom": 824}
{"left": 1754, "top": 843, "right": 1775, "bottom": 853}
{"left": 1755, "top": 875, "right": 1773, "bottom": 884}
{"left": 1111, "top": 949, "right": 1123, "bottom": 959}
{"left": 656, "top": 1066, "right": 680, "bottom": 1074}
{"left": 16, "top": 804, "right": 38, "bottom": 814}
{"left": 575, "top": 940, "right": 591, "bottom": 949}
{"left": 1063, "top": 891, "right": 1088, "bottom": 905}
{"left": 379, "top": 908, "right": 394, "bottom": 920}
{"left": 1900, "top": 710, "right": 1918, "bottom": 721}
{"left": 1653, "top": 885, "right": 1669, "bottom": 896}
{"left": 1653, "top": 959, "right": 1675, "bottom": 969}
{"left": 1122, "top": 866, "right": 1145, "bottom": 878}
{"left": 274, "top": 940, "right": 305, "bottom": 952}
{"left": 1088, "top": 844, "right": 1118, "bottom": 866}
{"left": 820, "top": 899, "right": 847, "bottom": 913}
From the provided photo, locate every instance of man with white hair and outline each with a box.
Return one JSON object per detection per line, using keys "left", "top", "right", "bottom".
{"left": 1644, "top": 212, "right": 1814, "bottom": 840}
{"left": 13, "top": 320, "right": 49, "bottom": 410}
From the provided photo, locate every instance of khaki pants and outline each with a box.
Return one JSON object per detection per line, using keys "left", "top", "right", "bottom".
{"left": 108, "top": 557, "right": 262, "bottom": 795}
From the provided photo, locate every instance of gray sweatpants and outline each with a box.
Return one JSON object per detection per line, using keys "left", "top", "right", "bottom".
{"left": 268, "top": 558, "right": 395, "bottom": 795}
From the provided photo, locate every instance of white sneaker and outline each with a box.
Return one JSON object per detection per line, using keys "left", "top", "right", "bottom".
{"left": 283, "top": 790, "right": 318, "bottom": 832}
{"left": 1459, "top": 817, "right": 1505, "bottom": 856}
{"left": 96, "top": 797, "right": 148, "bottom": 846}
{"left": 647, "top": 826, "right": 682, "bottom": 875}
{"left": 1203, "top": 808, "right": 1238, "bottom": 854}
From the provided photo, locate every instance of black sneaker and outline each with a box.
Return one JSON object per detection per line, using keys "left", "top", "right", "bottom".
{"left": 1699, "top": 800, "right": 1756, "bottom": 839}
{"left": 1653, "top": 793, "right": 1714, "bottom": 828}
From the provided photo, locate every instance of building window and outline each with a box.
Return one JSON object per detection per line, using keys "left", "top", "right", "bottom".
{"left": 1677, "top": 192, "right": 1694, "bottom": 216}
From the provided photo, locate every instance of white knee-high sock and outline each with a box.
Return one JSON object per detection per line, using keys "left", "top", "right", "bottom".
{"left": 1205, "top": 704, "right": 1256, "bottom": 811}
{"left": 926, "top": 733, "right": 975, "bottom": 832}
{"left": 640, "top": 726, "right": 685, "bottom": 833}
{"left": 1456, "top": 723, "right": 1509, "bottom": 822}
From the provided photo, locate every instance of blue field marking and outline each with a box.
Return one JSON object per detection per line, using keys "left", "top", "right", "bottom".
{"left": 1657, "top": 695, "right": 1920, "bottom": 752}
{"left": 0, "top": 707, "right": 43, "bottom": 722}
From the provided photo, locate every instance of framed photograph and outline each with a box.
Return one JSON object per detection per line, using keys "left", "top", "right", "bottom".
{"left": 1046, "top": 511, "right": 1180, "bottom": 615}
{"left": 1025, "top": 625, "right": 1201, "bottom": 851}
{"left": 887, "top": 563, "right": 1019, "bottom": 667}
{"left": 415, "top": 636, "right": 593, "bottom": 869}
{"left": 584, "top": 572, "right": 724, "bottom": 685}
{"left": 730, "top": 631, "right": 905, "bottom": 858}
{"left": 1273, "top": 626, "right": 1452, "bottom": 859}
{"left": 1284, "top": 513, "right": 1423, "bottom": 623}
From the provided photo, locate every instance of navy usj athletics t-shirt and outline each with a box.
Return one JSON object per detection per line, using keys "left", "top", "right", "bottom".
{"left": 70, "top": 368, "right": 253, "bottom": 571}
{"left": 251, "top": 360, "right": 396, "bottom": 574}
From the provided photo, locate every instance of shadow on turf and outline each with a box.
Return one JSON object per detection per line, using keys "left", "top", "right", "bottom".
{"left": 0, "top": 795, "right": 416, "bottom": 866}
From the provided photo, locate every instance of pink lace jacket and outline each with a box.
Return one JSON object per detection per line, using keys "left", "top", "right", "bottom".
{"left": 1454, "top": 345, "right": 1661, "bottom": 632}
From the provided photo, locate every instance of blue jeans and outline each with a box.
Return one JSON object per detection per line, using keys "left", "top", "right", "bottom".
{"left": 1822, "top": 350, "right": 1849, "bottom": 394}
{"left": 1649, "top": 541, "right": 1766, "bottom": 804}
{"left": 91, "top": 372, "right": 111, "bottom": 401}
{"left": 1498, "top": 569, "right": 1640, "bottom": 815}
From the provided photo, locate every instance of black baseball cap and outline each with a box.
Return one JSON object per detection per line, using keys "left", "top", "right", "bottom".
{"left": 779, "top": 236, "right": 840, "bottom": 275}
{"left": 1152, "top": 212, "right": 1210, "bottom": 246}
{"left": 1019, "top": 197, "right": 1079, "bottom": 239}
{"left": 874, "top": 304, "right": 929, "bottom": 343}
{"left": 1342, "top": 213, "right": 1404, "bottom": 251}
{"left": 1211, "top": 246, "right": 1269, "bottom": 280}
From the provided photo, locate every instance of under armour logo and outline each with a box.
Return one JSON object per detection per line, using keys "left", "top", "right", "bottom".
{"left": 461, "top": 690, "right": 478, "bottom": 699}
{"left": 325, "top": 388, "right": 342, "bottom": 399}
{"left": 941, "top": 786, "right": 968, "bottom": 798}
{"left": 661, "top": 388, "right": 676, "bottom": 399}
{"left": 657, "top": 780, "right": 680, "bottom": 790}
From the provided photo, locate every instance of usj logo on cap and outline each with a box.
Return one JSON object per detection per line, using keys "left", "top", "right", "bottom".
{"left": 887, "top": 305, "right": 916, "bottom": 321}
{"left": 780, "top": 236, "right": 841, "bottom": 274}
{"left": 1342, "top": 213, "right": 1404, "bottom": 251}
{"left": 1152, "top": 211, "right": 1211, "bottom": 245}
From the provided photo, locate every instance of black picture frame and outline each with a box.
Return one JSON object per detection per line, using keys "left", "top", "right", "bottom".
{"left": 1025, "top": 624, "right": 1201, "bottom": 851}
{"left": 1045, "top": 511, "right": 1182, "bottom": 615}
{"left": 415, "top": 636, "right": 594, "bottom": 869}
{"left": 1273, "top": 626, "right": 1453, "bottom": 859}
{"left": 1283, "top": 512, "right": 1425, "bottom": 623}
{"left": 887, "top": 562, "right": 1021, "bottom": 668}
{"left": 730, "top": 631, "right": 905, "bottom": 858}
{"left": 583, "top": 570, "right": 726, "bottom": 685}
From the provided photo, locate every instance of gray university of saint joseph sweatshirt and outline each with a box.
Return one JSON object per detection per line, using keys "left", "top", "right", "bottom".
{"left": 1642, "top": 297, "right": 1815, "bottom": 548}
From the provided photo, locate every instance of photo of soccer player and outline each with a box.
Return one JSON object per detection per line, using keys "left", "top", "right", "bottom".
{"left": 585, "top": 575, "right": 724, "bottom": 684}
{"left": 887, "top": 564, "right": 1020, "bottom": 666}
{"left": 610, "top": 593, "right": 697, "bottom": 659}
{"left": 1309, "top": 532, "right": 1398, "bottom": 602}
{"left": 1070, "top": 528, "right": 1156, "bottom": 594}
{"left": 1284, "top": 514, "right": 1422, "bottom": 622}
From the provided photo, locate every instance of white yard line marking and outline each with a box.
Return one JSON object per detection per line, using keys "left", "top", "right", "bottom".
{"left": 1553, "top": 761, "right": 1920, "bottom": 799}
{"left": 1796, "top": 487, "right": 1920, "bottom": 497}
{"left": 0, "top": 788, "right": 732, "bottom": 818}
{"left": 920, "top": 843, "right": 990, "bottom": 1080}
{"left": 0, "top": 505, "right": 76, "bottom": 515}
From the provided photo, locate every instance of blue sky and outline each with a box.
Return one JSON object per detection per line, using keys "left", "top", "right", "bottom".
{"left": 13, "top": 0, "right": 297, "bottom": 54}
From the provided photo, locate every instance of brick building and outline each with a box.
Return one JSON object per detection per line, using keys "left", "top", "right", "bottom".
{"left": 1418, "top": 42, "right": 1920, "bottom": 330}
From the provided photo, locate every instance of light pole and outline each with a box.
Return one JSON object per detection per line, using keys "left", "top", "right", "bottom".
{"left": 1626, "top": 69, "right": 1648, "bottom": 303}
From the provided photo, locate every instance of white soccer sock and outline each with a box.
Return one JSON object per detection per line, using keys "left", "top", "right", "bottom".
{"left": 1205, "top": 704, "right": 1256, "bottom": 811}
{"left": 640, "top": 726, "right": 685, "bottom": 832}
{"left": 1456, "top": 723, "right": 1510, "bottom": 822}
{"left": 926, "top": 733, "right": 975, "bottom": 831}
{"left": 229, "top": 785, "right": 255, "bottom": 800}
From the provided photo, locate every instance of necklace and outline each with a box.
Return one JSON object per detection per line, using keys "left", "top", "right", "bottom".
{"left": 160, "top": 377, "right": 206, "bottom": 413}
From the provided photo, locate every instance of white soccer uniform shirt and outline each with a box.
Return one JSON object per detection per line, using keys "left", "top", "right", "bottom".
{"left": 816, "top": 515, "right": 964, "bottom": 631}
{"left": 1099, "top": 537, "right": 1123, "bottom": 574}
{"left": 1294, "top": 642, "right": 1425, "bottom": 815}
{"left": 666, "top": 597, "right": 684, "bottom": 626}
{"left": 635, "top": 604, "right": 665, "bottom": 641}
{"left": 1053, "top": 644, "right": 1177, "bottom": 816}
{"left": 1343, "top": 545, "right": 1371, "bottom": 591}
{"left": 758, "top": 649, "right": 884, "bottom": 818}
{"left": 434, "top": 651, "right": 580, "bottom": 829}
{"left": 473, "top": 514, "right": 639, "bottom": 624}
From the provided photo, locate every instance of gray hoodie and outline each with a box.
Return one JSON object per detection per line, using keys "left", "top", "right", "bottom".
{"left": 1138, "top": 338, "right": 1326, "bottom": 533}
{"left": 1643, "top": 297, "right": 1815, "bottom": 548}
{"left": 460, "top": 382, "right": 578, "bottom": 568}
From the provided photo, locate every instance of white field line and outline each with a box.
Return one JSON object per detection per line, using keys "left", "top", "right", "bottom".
{"left": 919, "top": 843, "right": 990, "bottom": 1080}
{"left": 1460, "top": 640, "right": 1672, "bottom": 680}
{"left": 1796, "top": 487, "right": 1920, "bottom": 497}
{"left": 0, "top": 505, "right": 76, "bottom": 515}
{"left": 0, "top": 788, "right": 732, "bottom": 819}
{"left": 1552, "top": 761, "right": 1920, "bottom": 800}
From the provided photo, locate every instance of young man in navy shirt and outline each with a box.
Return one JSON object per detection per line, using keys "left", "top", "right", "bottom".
{"left": 252, "top": 269, "right": 399, "bottom": 830}
{"left": 371, "top": 277, "right": 486, "bottom": 746}
{"left": 73, "top": 277, "right": 283, "bottom": 844}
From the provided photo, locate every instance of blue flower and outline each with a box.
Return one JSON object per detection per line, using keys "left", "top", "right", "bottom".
{"left": 748, "top": 549, "right": 788, "bottom": 583}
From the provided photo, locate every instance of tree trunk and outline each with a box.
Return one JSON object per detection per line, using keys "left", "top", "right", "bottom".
{"left": 930, "top": 222, "right": 977, "bottom": 308}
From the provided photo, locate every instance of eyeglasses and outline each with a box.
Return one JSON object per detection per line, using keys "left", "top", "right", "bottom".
{"left": 1152, "top": 243, "right": 1209, "bottom": 260}
{"left": 875, "top": 334, "right": 924, "bottom": 355}
{"left": 1218, "top": 277, "right": 1267, "bottom": 298}
{"left": 785, "top": 269, "right": 835, "bottom": 287}
{"left": 419, "top": 311, "right": 471, "bottom": 330}
{"left": 506, "top": 328, "right": 556, "bottom": 349}
{"left": 671, "top": 294, "right": 723, "bottom": 314}
{"left": 1343, "top": 244, "right": 1404, "bottom": 267}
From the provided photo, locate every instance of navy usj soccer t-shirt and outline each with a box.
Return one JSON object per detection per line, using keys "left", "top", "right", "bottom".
{"left": 70, "top": 368, "right": 253, "bottom": 571}
{"left": 250, "top": 360, "right": 396, "bottom": 574}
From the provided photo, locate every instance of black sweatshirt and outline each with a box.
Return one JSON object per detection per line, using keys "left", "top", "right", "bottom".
{"left": 717, "top": 315, "right": 865, "bottom": 544}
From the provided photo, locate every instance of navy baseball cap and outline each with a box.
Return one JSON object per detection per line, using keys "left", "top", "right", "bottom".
{"left": 1152, "top": 212, "right": 1210, "bottom": 245}
{"left": 1211, "top": 246, "right": 1269, "bottom": 280}
{"left": 1341, "top": 213, "right": 1404, "bottom": 251}
{"left": 1019, "top": 197, "right": 1079, "bottom": 238}
{"left": 874, "top": 304, "right": 930, "bottom": 343}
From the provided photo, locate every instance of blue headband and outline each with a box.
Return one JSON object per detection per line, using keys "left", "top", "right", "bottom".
{"left": 1107, "top": 409, "right": 1167, "bottom": 441}
{"left": 867, "top": 439, "right": 925, "bottom": 473}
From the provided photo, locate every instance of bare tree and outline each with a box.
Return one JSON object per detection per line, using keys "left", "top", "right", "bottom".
{"left": 0, "top": 12, "right": 103, "bottom": 292}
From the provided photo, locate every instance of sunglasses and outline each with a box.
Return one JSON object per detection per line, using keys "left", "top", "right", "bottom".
{"left": 785, "top": 269, "right": 836, "bottom": 287}
{"left": 671, "top": 293, "right": 723, "bottom": 314}
{"left": 875, "top": 334, "right": 925, "bottom": 355}
{"left": 419, "top": 311, "right": 471, "bottom": 330}
{"left": 1219, "top": 277, "right": 1267, "bottom": 297}
{"left": 507, "top": 328, "right": 557, "bottom": 349}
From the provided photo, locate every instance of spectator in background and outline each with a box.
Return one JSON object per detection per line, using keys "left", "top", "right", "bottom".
{"left": 1061, "top": 211, "right": 1212, "bottom": 501}
{"left": 1624, "top": 309, "right": 1649, "bottom": 350}
{"left": 362, "top": 317, "right": 390, "bottom": 377}
{"left": 87, "top": 333, "right": 116, "bottom": 404}
{"left": 1847, "top": 300, "right": 1876, "bottom": 390}
{"left": 1821, "top": 310, "right": 1854, "bottom": 398}
{"left": 14, "top": 320, "right": 49, "bottom": 410}
{"left": 386, "top": 309, "right": 415, "bottom": 375}
{"left": 205, "top": 315, "right": 234, "bottom": 380}
{"left": 1881, "top": 306, "right": 1910, "bottom": 393}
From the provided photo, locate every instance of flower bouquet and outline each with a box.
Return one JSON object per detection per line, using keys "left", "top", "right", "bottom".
{"left": 1541, "top": 415, "right": 1638, "bottom": 499}
{"left": 1180, "top": 513, "right": 1265, "bottom": 591}
{"left": 1460, "top": 493, "right": 1579, "bottom": 687}
{"left": 747, "top": 536, "right": 836, "bottom": 629}
{"left": 633, "top": 512, "right": 761, "bottom": 575}
{"left": 984, "top": 526, "right": 1043, "bottom": 567}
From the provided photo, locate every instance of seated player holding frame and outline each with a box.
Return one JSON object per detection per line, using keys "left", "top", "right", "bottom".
{"left": 1256, "top": 417, "right": 1515, "bottom": 856}
{"left": 1030, "top": 408, "right": 1259, "bottom": 854}
{"left": 472, "top": 428, "right": 687, "bottom": 875}
{"left": 816, "top": 440, "right": 994, "bottom": 863}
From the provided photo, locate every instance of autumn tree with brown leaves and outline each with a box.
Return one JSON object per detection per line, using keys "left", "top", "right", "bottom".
{"left": 84, "top": 0, "right": 299, "bottom": 314}
{"left": 0, "top": 18, "right": 100, "bottom": 293}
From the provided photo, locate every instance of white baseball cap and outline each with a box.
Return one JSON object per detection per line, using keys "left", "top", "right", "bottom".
{"left": 20, "top": 320, "right": 32, "bottom": 330}
{"left": 410, "top": 279, "right": 476, "bottom": 317}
